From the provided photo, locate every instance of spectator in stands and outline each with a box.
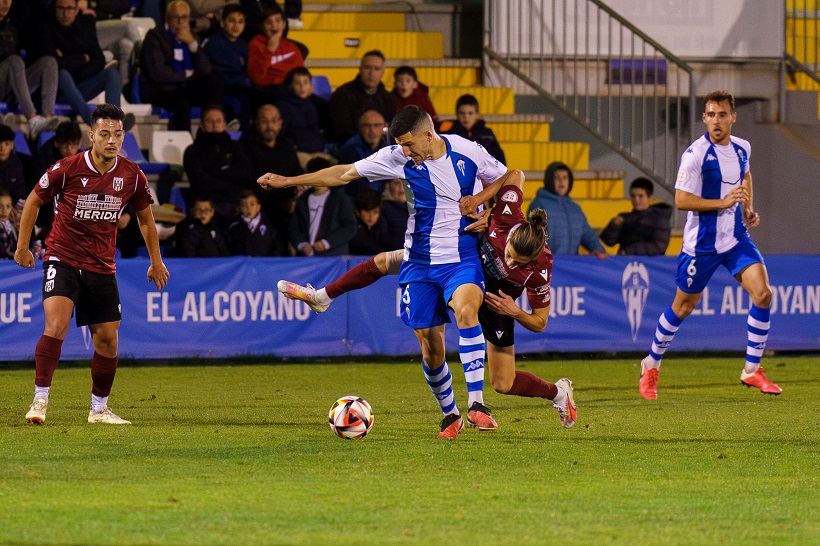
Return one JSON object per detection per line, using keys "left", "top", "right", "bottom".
{"left": 276, "top": 66, "right": 330, "bottom": 156}
{"left": 329, "top": 50, "right": 396, "bottom": 144}
{"left": 28, "top": 0, "right": 124, "bottom": 127}
{"left": 336, "top": 110, "right": 389, "bottom": 197}
{"left": 225, "top": 189, "right": 282, "bottom": 256}
{"left": 381, "top": 178, "right": 408, "bottom": 250}
{"left": 203, "top": 4, "right": 252, "bottom": 129}
{"left": 600, "top": 177, "right": 673, "bottom": 256}
{"left": 438, "top": 94, "right": 506, "bottom": 165}
{"left": 140, "top": 0, "right": 224, "bottom": 131}
{"left": 0, "top": 189, "right": 17, "bottom": 259}
{"left": 288, "top": 156, "right": 356, "bottom": 256}
{"left": 81, "top": 1, "right": 153, "bottom": 86}
{"left": 528, "top": 161, "right": 607, "bottom": 258}
{"left": 247, "top": 4, "right": 304, "bottom": 97}
{"left": 391, "top": 66, "right": 438, "bottom": 124}
{"left": 239, "top": 0, "right": 306, "bottom": 56}
{"left": 349, "top": 189, "right": 391, "bottom": 256}
{"left": 0, "top": 0, "right": 61, "bottom": 140}
{"left": 183, "top": 104, "right": 254, "bottom": 220}
{"left": 176, "top": 196, "right": 230, "bottom": 256}
{"left": 242, "top": 103, "right": 303, "bottom": 249}
{"left": 0, "top": 124, "right": 24, "bottom": 203}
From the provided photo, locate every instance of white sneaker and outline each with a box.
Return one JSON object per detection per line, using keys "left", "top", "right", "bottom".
{"left": 4, "top": 112, "right": 25, "bottom": 136}
{"left": 28, "top": 115, "right": 61, "bottom": 140}
{"left": 88, "top": 407, "right": 131, "bottom": 424}
{"left": 553, "top": 378, "right": 577, "bottom": 428}
{"left": 25, "top": 398, "right": 48, "bottom": 424}
{"left": 277, "top": 280, "right": 330, "bottom": 313}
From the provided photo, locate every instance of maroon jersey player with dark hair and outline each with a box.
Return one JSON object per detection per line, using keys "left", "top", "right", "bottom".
{"left": 278, "top": 171, "right": 577, "bottom": 428}
{"left": 15, "top": 103, "right": 170, "bottom": 425}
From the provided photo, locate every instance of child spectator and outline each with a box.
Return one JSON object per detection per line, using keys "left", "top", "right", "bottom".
{"left": 599, "top": 177, "right": 673, "bottom": 256}
{"left": 391, "top": 66, "right": 438, "bottom": 124}
{"left": 276, "top": 67, "right": 331, "bottom": 156}
{"left": 203, "top": 4, "right": 252, "bottom": 129}
{"left": 176, "top": 197, "right": 230, "bottom": 257}
{"left": 381, "top": 178, "right": 409, "bottom": 250}
{"left": 349, "top": 189, "right": 391, "bottom": 255}
{"left": 0, "top": 189, "right": 17, "bottom": 259}
{"left": 226, "top": 190, "right": 282, "bottom": 256}
{"left": 438, "top": 94, "right": 506, "bottom": 165}
{"left": 0, "top": 124, "right": 24, "bottom": 203}
{"left": 247, "top": 4, "right": 304, "bottom": 97}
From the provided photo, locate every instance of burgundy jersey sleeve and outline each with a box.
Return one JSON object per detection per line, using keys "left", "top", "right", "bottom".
{"left": 34, "top": 159, "right": 68, "bottom": 203}
{"left": 489, "top": 184, "right": 526, "bottom": 232}
{"left": 129, "top": 168, "right": 154, "bottom": 211}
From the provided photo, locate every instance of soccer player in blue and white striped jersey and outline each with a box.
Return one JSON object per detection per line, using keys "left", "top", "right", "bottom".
{"left": 639, "top": 90, "right": 780, "bottom": 399}
{"left": 259, "top": 105, "right": 507, "bottom": 438}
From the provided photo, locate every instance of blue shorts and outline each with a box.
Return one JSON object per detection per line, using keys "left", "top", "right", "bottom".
{"left": 398, "top": 260, "right": 485, "bottom": 329}
{"left": 676, "top": 237, "right": 764, "bottom": 294}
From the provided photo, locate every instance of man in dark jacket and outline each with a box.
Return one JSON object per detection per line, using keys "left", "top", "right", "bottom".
{"left": 328, "top": 50, "right": 396, "bottom": 144}
{"left": 28, "top": 0, "right": 122, "bottom": 125}
{"left": 139, "top": 0, "right": 223, "bottom": 131}
{"left": 289, "top": 184, "right": 356, "bottom": 257}
{"left": 599, "top": 177, "right": 673, "bottom": 256}
{"left": 336, "top": 110, "right": 389, "bottom": 197}
{"left": 182, "top": 104, "right": 254, "bottom": 220}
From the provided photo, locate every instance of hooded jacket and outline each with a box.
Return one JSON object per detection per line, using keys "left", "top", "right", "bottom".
{"left": 527, "top": 161, "right": 605, "bottom": 255}
{"left": 599, "top": 202, "right": 673, "bottom": 256}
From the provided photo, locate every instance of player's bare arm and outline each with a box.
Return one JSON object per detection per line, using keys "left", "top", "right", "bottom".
{"left": 459, "top": 170, "right": 524, "bottom": 216}
{"left": 135, "top": 206, "right": 170, "bottom": 290}
{"left": 485, "top": 289, "right": 549, "bottom": 333}
{"left": 13, "top": 189, "right": 45, "bottom": 269}
{"left": 675, "top": 186, "right": 748, "bottom": 212}
{"left": 258, "top": 164, "right": 360, "bottom": 190}
{"left": 741, "top": 171, "right": 760, "bottom": 228}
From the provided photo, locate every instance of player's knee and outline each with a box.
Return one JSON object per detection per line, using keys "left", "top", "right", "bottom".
{"left": 751, "top": 285, "right": 773, "bottom": 307}
{"left": 453, "top": 302, "right": 480, "bottom": 327}
{"left": 93, "top": 335, "right": 118, "bottom": 356}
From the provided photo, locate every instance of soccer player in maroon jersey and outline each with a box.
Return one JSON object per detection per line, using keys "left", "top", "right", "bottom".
{"left": 278, "top": 171, "right": 577, "bottom": 428}
{"left": 14, "top": 103, "right": 170, "bottom": 425}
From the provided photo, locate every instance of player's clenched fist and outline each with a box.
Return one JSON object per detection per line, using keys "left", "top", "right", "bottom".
{"left": 147, "top": 262, "right": 170, "bottom": 290}
{"left": 258, "top": 173, "right": 291, "bottom": 189}
{"left": 14, "top": 247, "right": 34, "bottom": 269}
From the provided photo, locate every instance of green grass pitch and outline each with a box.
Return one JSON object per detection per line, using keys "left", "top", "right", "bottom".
{"left": 1, "top": 356, "right": 818, "bottom": 545}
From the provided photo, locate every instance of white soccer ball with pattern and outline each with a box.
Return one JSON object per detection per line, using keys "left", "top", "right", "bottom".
{"left": 328, "top": 396, "right": 374, "bottom": 439}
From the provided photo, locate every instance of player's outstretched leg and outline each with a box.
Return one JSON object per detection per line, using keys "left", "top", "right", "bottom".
{"left": 277, "top": 281, "right": 331, "bottom": 313}
{"left": 552, "top": 378, "right": 577, "bottom": 428}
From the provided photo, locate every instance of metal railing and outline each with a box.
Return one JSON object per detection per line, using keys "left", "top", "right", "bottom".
{"left": 484, "top": 0, "right": 696, "bottom": 193}
{"left": 785, "top": 3, "right": 820, "bottom": 86}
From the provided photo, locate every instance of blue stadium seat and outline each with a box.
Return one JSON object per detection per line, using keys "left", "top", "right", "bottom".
{"left": 37, "top": 131, "right": 56, "bottom": 150}
{"left": 121, "top": 132, "right": 170, "bottom": 176}
{"left": 312, "top": 75, "right": 332, "bottom": 101}
{"left": 229, "top": 130, "right": 241, "bottom": 141}
{"left": 13, "top": 130, "right": 31, "bottom": 156}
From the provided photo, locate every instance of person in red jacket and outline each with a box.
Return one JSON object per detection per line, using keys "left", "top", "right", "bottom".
{"left": 247, "top": 3, "right": 303, "bottom": 94}
{"left": 391, "top": 66, "right": 438, "bottom": 125}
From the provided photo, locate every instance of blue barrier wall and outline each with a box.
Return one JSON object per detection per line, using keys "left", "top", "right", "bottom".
{"left": 1, "top": 256, "right": 818, "bottom": 360}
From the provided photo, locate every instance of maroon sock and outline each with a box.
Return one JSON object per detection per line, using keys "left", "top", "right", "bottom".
{"left": 506, "top": 371, "right": 558, "bottom": 399}
{"left": 34, "top": 335, "right": 63, "bottom": 388}
{"left": 326, "top": 257, "right": 386, "bottom": 299}
{"left": 91, "top": 352, "right": 119, "bottom": 397}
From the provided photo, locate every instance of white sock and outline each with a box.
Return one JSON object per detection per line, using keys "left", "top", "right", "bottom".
{"left": 34, "top": 386, "right": 50, "bottom": 403}
{"left": 91, "top": 394, "right": 108, "bottom": 413}
{"left": 315, "top": 288, "right": 332, "bottom": 305}
{"left": 552, "top": 385, "right": 567, "bottom": 406}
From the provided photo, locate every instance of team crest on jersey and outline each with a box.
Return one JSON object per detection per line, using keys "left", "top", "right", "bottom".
{"left": 38, "top": 173, "right": 49, "bottom": 188}
{"left": 456, "top": 159, "right": 465, "bottom": 176}
{"left": 501, "top": 190, "right": 518, "bottom": 203}
{"left": 113, "top": 177, "right": 124, "bottom": 191}
{"left": 677, "top": 169, "right": 687, "bottom": 182}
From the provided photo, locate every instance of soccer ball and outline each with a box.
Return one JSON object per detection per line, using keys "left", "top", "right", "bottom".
{"left": 328, "top": 396, "right": 374, "bottom": 439}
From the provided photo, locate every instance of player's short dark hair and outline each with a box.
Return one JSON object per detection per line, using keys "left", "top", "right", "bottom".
{"left": 630, "top": 177, "right": 654, "bottom": 197}
{"left": 510, "top": 208, "right": 548, "bottom": 261}
{"left": 261, "top": 3, "right": 283, "bottom": 20}
{"left": 456, "top": 94, "right": 479, "bottom": 111}
{"left": 361, "top": 50, "right": 385, "bottom": 64}
{"left": 221, "top": 3, "right": 244, "bottom": 20}
{"left": 389, "top": 105, "right": 431, "bottom": 139}
{"left": 306, "top": 156, "right": 333, "bottom": 173}
{"left": 355, "top": 189, "right": 382, "bottom": 211}
{"left": 91, "top": 104, "right": 125, "bottom": 125}
{"left": 0, "top": 124, "right": 14, "bottom": 142}
{"left": 394, "top": 66, "right": 417, "bottom": 81}
{"left": 704, "top": 90, "right": 735, "bottom": 112}
{"left": 55, "top": 121, "right": 82, "bottom": 144}
{"left": 285, "top": 66, "right": 312, "bottom": 87}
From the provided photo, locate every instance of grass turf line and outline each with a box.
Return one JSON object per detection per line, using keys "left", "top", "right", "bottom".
{"left": 1, "top": 357, "right": 818, "bottom": 545}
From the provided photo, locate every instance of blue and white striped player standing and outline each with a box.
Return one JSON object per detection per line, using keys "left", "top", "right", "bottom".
{"left": 639, "top": 90, "right": 781, "bottom": 399}
{"left": 259, "top": 105, "right": 507, "bottom": 438}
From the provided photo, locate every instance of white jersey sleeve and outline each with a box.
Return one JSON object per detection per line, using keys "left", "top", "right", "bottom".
{"left": 675, "top": 143, "right": 705, "bottom": 196}
{"left": 353, "top": 145, "right": 407, "bottom": 182}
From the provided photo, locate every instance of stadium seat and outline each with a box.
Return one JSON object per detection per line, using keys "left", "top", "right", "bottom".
{"left": 149, "top": 130, "right": 193, "bottom": 165}
{"left": 229, "top": 130, "right": 241, "bottom": 141}
{"left": 37, "top": 131, "right": 56, "bottom": 150}
{"left": 13, "top": 130, "right": 30, "bottom": 156}
{"left": 121, "top": 132, "right": 170, "bottom": 176}
{"left": 312, "top": 75, "right": 332, "bottom": 101}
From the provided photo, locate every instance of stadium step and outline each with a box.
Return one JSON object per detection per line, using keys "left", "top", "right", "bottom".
{"left": 300, "top": 11, "right": 404, "bottom": 31}
{"left": 430, "top": 87, "right": 515, "bottom": 115}
{"left": 502, "top": 141, "right": 589, "bottom": 172}
{"left": 289, "top": 30, "right": 443, "bottom": 59}
{"left": 521, "top": 170, "right": 625, "bottom": 199}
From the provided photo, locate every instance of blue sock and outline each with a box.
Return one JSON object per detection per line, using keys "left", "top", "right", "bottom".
{"left": 459, "top": 324, "right": 485, "bottom": 406}
{"left": 422, "top": 361, "right": 457, "bottom": 415}
{"left": 745, "top": 305, "right": 770, "bottom": 374}
{"left": 647, "top": 307, "right": 684, "bottom": 367}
